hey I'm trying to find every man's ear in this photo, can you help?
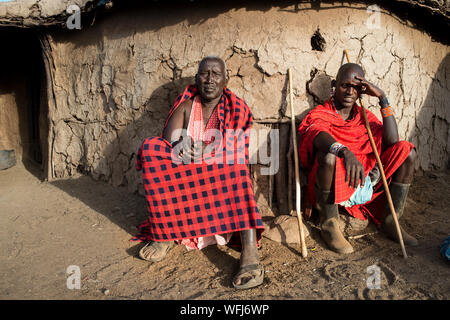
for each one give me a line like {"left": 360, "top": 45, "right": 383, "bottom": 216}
{"left": 225, "top": 69, "right": 230, "bottom": 86}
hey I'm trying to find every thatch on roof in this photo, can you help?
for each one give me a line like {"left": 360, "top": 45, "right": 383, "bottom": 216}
{"left": 0, "top": 0, "right": 448, "bottom": 44}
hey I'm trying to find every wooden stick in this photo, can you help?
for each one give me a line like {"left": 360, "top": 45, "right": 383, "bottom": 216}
{"left": 287, "top": 131, "right": 294, "bottom": 214}
{"left": 254, "top": 118, "right": 292, "bottom": 124}
{"left": 348, "top": 232, "right": 378, "bottom": 240}
{"left": 268, "top": 164, "right": 274, "bottom": 209}
{"left": 343, "top": 50, "right": 407, "bottom": 259}
{"left": 288, "top": 68, "right": 308, "bottom": 258}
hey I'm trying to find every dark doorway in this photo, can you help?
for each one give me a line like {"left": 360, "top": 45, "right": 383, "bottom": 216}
{"left": 0, "top": 28, "right": 47, "bottom": 178}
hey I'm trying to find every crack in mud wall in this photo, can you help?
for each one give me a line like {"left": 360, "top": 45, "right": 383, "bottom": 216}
{"left": 43, "top": 3, "right": 449, "bottom": 197}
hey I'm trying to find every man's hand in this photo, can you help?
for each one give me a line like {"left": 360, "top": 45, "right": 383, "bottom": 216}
{"left": 177, "top": 137, "right": 206, "bottom": 162}
{"left": 354, "top": 76, "right": 385, "bottom": 99}
{"left": 340, "top": 148, "right": 365, "bottom": 189}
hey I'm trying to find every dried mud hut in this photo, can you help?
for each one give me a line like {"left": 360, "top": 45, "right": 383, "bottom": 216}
{"left": 0, "top": 0, "right": 449, "bottom": 218}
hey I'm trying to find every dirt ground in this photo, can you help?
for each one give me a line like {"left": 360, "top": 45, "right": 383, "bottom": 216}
{"left": 1, "top": 162, "right": 449, "bottom": 300}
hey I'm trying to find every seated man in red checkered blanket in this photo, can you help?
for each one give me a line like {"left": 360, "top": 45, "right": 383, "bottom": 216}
{"left": 298, "top": 63, "right": 418, "bottom": 254}
{"left": 132, "top": 57, "right": 265, "bottom": 289}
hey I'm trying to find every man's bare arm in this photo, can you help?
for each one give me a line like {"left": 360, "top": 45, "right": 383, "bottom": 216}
{"left": 378, "top": 94, "right": 399, "bottom": 146}
{"left": 162, "top": 100, "right": 188, "bottom": 145}
{"left": 355, "top": 76, "right": 399, "bottom": 146}
{"left": 314, "top": 132, "right": 365, "bottom": 189}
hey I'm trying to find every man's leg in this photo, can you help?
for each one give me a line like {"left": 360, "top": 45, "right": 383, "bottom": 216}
{"left": 381, "top": 148, "right": 418, "bottom": 246}
{"left": 316, "top": 151, "right": 354, "bottom": 254}
{"left": 232, "top": 229, "right": 264, "bottom": 289}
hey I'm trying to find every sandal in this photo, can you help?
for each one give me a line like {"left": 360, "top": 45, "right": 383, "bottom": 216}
{"left": 138, "top": 241, "right": 174, "bottom": 262}
{"left": 232, "top": 263, "right": 264, "bottom": 290}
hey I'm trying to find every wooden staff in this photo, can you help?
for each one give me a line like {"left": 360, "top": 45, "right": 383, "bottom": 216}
{"left": 343, "top": 50, "right": 407, "bottom": 259}
{"left": 288, "top": 68, "right": 308, "bottom": 258}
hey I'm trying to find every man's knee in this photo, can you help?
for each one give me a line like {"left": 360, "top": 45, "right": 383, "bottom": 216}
{"left": 401, "top": 145, "right": 416, "bottom": 170}
{"left": 392, "top": 144, "right": 416, "bottom": 183}
{"left": 406, "top": 148, "right": 417, "bottom": 167}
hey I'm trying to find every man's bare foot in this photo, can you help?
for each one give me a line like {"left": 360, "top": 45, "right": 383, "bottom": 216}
{"left": 232, "top": 229, "right": 264, "bottom": 289}
{"left": 138, "top": 241, "right": 174, "bottom": 262}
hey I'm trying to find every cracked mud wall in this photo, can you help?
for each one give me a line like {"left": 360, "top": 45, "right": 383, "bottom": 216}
{"left": 43, "top": 2, "right": 450, "bottom": 198}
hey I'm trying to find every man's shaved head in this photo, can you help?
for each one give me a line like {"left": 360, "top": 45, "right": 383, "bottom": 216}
{"left": 336, "top": 63, "right": 364, "bottom": 83}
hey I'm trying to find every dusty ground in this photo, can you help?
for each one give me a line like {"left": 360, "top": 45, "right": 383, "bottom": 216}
{"left": 1, "top": 162, "right": 449, "bottom": 300}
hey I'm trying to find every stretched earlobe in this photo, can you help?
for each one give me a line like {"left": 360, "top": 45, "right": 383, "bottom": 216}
{"left": 223, "top": 74, "right": 229, "bottom": 87}
{"left": 330, "top": 79, "right": 336, "bottom": 97}
{"left": 331, "top": 79, "right": 336, "bottom": 87}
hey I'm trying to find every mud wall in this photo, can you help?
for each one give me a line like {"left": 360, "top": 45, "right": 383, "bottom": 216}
{"left": 44, "top": 2, "right": 450, "bottom": 198}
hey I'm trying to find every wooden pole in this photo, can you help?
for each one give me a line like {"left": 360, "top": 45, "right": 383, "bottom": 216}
{"left": 288, "top": 68, "right": 308, "bottom": 258}
{"left": 343, "top": 50, "right": 407, "bottom": 259}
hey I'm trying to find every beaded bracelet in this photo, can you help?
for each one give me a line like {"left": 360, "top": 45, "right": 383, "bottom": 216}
{"left": 381, "top": 106, "right": 393, "bottom": 118}
{"left": 329, "top": 142, "right": 346, "bottom": 156}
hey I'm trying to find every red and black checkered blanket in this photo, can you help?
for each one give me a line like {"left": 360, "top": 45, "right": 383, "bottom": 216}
{"left": 131, "top": 85, "right": 264, "bottom": 247}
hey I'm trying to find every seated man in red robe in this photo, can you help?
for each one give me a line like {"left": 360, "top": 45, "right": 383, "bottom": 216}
{"left": 132, "top": 56, "right": 265, "bottom": 289}
{"left": 299, "top": 63, "right": 418, "bottom": 254}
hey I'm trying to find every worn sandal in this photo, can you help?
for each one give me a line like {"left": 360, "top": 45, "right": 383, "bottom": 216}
{"left": 138, "top": 241, "right": 174, "bottom": 262}
{"left": 232, "top": 263, "right": 264, "bottom": 290}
